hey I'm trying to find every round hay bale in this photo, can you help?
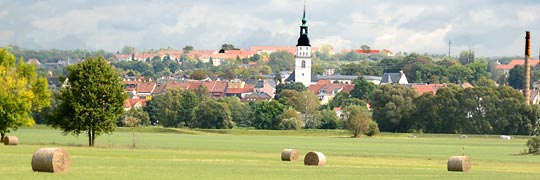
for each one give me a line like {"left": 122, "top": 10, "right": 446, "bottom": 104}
{"left": 447, "top": 156, "right": 471, "bottom": 172}
{"left": 3, "top": 136, "right": 18, "bottom": 145}
{"left": 31, "top": 148, "right": 70, "bottom": 173}
{"left": 281, "top": 149, "right": 299, "bottom": 161}
{"left": 304, "top": 151, "right": 326, "bottom": 166}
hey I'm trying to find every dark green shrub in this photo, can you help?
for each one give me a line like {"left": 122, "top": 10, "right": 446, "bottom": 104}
{"left": 527, "top": 136, "right": 540, "bottom": 154}
{"left": 365, "top": 121, "right": 380, "bottom": 137}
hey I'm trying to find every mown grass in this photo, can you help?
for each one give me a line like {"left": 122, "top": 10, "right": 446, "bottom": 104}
{"left": 0, "top": 126, "right": 538, "bottom": 179}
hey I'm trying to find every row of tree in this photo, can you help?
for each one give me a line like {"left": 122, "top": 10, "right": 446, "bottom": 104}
{"left": 371, "top": 84, "right": 540, "bottom": 135}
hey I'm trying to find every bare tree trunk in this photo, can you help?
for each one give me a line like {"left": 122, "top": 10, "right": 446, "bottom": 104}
{"left": 91, "top": 130, "right": 95, "bottom": 147}
{"left": 0, "top": 132, "right": 4, "bottom": 143}
{"left": 88, "top": 130, "right": 92, "bottom": 146}
{"left": 132, "top": 127, "right": 136, "bottom": 148}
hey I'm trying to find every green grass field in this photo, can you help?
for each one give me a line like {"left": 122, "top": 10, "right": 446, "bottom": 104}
{"left": 1, "top": 126, "right": 539, "bottom": 180}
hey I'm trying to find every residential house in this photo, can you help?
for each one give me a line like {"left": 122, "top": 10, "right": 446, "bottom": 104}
{"left": 240, "top": 92, "right": 272, "bottom": 102}
{"left": 123, "top": 99, "right": 147, "bottom": 111}
{"left": 411, "top": 83, "right": 449, "bottom": 96}
{"left": 308, "top": 80, "right": 348, "bottom": 105}
{"left": 246, "top": 79, "right": 276, "bottom": 98}
{"left": 380, "top": 70, "right": 408, "bottom": 85}
{"left": 495, "top": 59, "right": 540, "bottom": 74}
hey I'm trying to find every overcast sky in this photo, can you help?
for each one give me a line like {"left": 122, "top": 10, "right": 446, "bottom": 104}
{"left": 1, "top": 0, "right": 539, "bottom": 57}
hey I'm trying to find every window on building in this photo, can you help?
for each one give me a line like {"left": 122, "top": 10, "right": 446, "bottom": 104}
{"left": 301, "top": 60, "right": 306, "bottom": 68}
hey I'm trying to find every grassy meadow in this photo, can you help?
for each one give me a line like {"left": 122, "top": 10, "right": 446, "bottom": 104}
{"left": 1, "top": 126, "right": 539, "bottom": 179}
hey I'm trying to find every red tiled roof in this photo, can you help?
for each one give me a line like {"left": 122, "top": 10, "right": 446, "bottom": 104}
{"left": 341, "top": 84, "right": 355, "bottom": 94}
{"left": 137, "top": 82, "right": 156, "bottom": 93}
{"left": 411, "top": 84, "right": 448, "bottom": 95}
{"left": 495, "top": 59, "right": 540, "bottom": 70}
{"left": 226, "top": 88, "right": 254, "bottom": 94}
{"left": 320, "top": 83, "right": 345, "bottom": 94}
{"left": 355, "top": 49, "right": 381, "bottom": 54}
{"left": 124, "top": 99, "right": 147, "bottom": 109}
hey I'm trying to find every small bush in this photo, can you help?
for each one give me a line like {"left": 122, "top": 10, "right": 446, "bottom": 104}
{"left": 365, "top": 121, "right": 380, "bottom": 137}
{"left": 279, "top": 118, "right": 300, "bottom": 130}
{"left": 527, "top": 136, "right": 540, "bottom": 154}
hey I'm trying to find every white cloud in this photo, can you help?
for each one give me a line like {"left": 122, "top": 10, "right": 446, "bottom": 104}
{"left": 160, "top": 5, "right": 208, "bottom": 34}
{"left": 0, "top": 10, "right": 7, "bottom": 19}
{"left": 312, "top": 35, "right": 353, "bottom": 51}
{"left": 2, "top": 0, "right": 540, "bottom": 56}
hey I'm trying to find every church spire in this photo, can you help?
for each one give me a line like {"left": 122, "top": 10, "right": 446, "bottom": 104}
{"left": 302, "top": 0, "right": 306, "bottom": 26}
{"left": 297, "top": 0, "right": 310, "bottom": 46}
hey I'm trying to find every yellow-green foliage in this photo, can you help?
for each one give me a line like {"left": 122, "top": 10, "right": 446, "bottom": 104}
{"left": 0, "top": 48, "right": 50, "bottom": 135}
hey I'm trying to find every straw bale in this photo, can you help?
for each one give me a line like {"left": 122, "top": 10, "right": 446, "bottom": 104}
{"left": 304, "top": 151, "right": 326, "bottom": 166}
{"left": 447, "top": 156, "right": 471, "bottom": 172}
{"left": 31, "top": 148, "right": 70, "bottom": 173}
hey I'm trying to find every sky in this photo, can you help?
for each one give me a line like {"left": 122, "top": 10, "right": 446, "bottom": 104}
{"left": 1, "top": 0, "right": 539, "bottom": 57}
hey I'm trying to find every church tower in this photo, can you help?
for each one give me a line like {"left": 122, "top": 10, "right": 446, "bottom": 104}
{"left": 294, "top": 3, "right": 311, "bottom": 87}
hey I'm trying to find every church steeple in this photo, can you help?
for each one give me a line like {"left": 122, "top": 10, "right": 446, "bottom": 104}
{"left": 297, "top": 1, "right": 310, "bottom": 47}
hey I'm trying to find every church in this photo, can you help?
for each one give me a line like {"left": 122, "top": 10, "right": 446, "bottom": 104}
{"left": 285, "top": 4, "right": 314, "bottom": 87}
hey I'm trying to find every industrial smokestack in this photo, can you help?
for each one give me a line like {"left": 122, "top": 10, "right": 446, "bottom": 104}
{"left": 524, "top": 31, "right": 531, "bottom": 104}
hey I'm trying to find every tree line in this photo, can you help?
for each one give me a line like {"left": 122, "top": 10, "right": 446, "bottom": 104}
{"left": 371, "top": 84, "right": 540, "bottom": 135}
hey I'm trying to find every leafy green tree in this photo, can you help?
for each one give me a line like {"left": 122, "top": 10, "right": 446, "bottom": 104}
{"left": 370, "top": 84, "right": 416, "bottom": 132}
{"left": 409, "top": 93, "right": 437, "bottom": 133}
{"left": 508, "top": 65, "right": 524, "bottom": 89}
{"left": 120, "top": 108, "right": 150, "bottom": 126}
{"left": 251, "top": 101, "right": 285, "bottom": 130}
{"left": 350, "top": 76, "right": 377, "bottom": 101}
{"left": 121, "top": 45, "right": 136, "bottom": 55}
{"left": 458, "top": 50, "right": 475, "bottom": 65}
{"left": 0, "top": 49, "right": 51, "bottom": 141}
{"left": 219, "top": 97, "right": 251, "bottom": 127}
{"left": 328, "top": 91, "right": 366, "bottom": 110}
{"left": 182, "top": 45, "right": 194, "bottom": 54}
{"left": 360, "top": 45, "right": 371, "bottom": 52}
{"left": 47, "top": 56, "right": 126, "bottom": 146}
{"left": 122, "top": 115, "right": 141, "bottom": 148}
{"left": 268, "top": 51, "right": 294, "bottom": 72}
{"left": 344, "top": 105, "right": 372, "bottom": 138}
{"left": 179, "top": 90, "right": 199, "bottom": 126}
{"left": 365, "top": 121, "right": 380, "bottom": 136}
{"left": 276, "top": 89, "right": 299, "bottom": 107}
{"left": 279, "top": 107, "right": 301, "bottom": 130}
{"left": 191, "top": 100, "right": 234, "bottom": 129}
{"left": 473, "top": 76, "right": 497, "bottom": 87}
{"left": 275, "top": 82, "right": 307, "bottom": 100}
{"left": 190, "top": 69, "right": 208, "bottom": 80}
{"left": 319, "top": 109, "right": 340, "bottom": 129}
{"left": 221, "top": 44, "right": 240, "bottom": 51}
{"left": 293, "top": 91, "right": 321, "bottom": 129}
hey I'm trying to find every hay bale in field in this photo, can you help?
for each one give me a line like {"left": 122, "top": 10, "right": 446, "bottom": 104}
{"left": 447, "top": 156, "right": 471, "bottom": 172}
{"left": 281, "top": 149, "right": 299, "bottom": 161}
{"left": 3, "top": 136, "right": 18, "bottom": 145}
{"left": 460, "top": 135, "right": 468, "bottom": 139}
{"left": 31, "top": 148, "right": 70, "bottom": 173}
{"left": 304, "top": 151, "right": 326, "bottom": 166}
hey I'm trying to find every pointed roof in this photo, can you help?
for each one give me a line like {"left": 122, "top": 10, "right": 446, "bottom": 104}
{"left": 296, "top": 2, "right": 310, "bottom": 47}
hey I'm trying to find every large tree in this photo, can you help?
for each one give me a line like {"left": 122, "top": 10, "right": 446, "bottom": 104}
{"left": 293, "top": 91, "right": 321, "bottom": 128}
{"left": 47, "top": 56, "right": 126, "bottom": 146}
{"left": 251, "top": 101, "right": 285, "bottom": 130}
{"left": 191, "top": 100, "right": 234, "bottom": 129}
{"left": 370, "top": 84, "right": 416, "bottom": 132}
{"left": 508, "top": 65, "right": 525, "bottom": 89}
{"left": 268, "top": 51, "right": 294, "bottom": 72}
{"left": 350, "top": 76, "right": 377, "bottom": 101}
{"left": 344, "top": 105, "right": 372, "bottom": 138}
{"left": 0, "top": 49, "right": 50, "bottom": 141}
